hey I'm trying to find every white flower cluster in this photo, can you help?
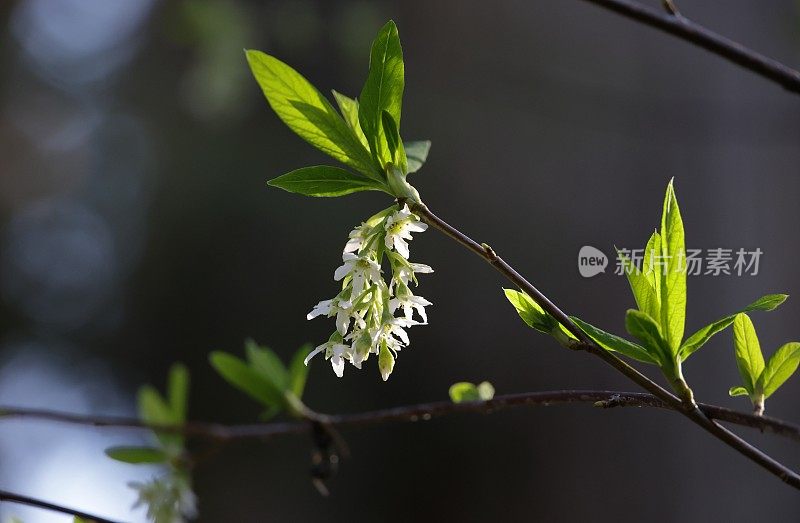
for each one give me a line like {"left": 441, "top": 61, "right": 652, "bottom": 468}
{"left": 129, "top": 474, "right": 198, "bottom": 523}
{"left": 305, "top": 205, "right": 433, "bottom": 380}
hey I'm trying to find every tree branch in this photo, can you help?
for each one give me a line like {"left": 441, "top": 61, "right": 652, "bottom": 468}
{"left": 0, "top": 489, "right": 120, "bottom": 523}
{"left": 1, "top": 391, "right": 798, "bottom": 441}
{"left": 0, "top": 389, "right": 796, "bottom": 518}
{"left": 577, "top": 0, "right": 800, "bottom": 94}
{"left": 407, "top": 200, "right": 800, "bottom": 489}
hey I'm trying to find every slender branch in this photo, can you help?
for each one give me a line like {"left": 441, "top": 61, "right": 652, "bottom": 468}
{"left": 577, "top": 0, "right": 800, "bottom": 94}
{"left": 407, "top": 200, "right": 800, "bottom": 489}
{"left": 0, "top": 489, "right": 120, "bottom": 523}
{"left": 1, "top": 391, "right": 798, "bottom": 441}
{"left": 0, "top": 390, "right": 796, "bottom": 517}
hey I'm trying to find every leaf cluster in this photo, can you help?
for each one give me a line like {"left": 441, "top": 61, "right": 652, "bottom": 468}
{"left": 247, "top": 21, "right": 430, "bottom": 200}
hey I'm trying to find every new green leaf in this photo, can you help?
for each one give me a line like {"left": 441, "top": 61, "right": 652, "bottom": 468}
{"left": 449, "top": 382, "right": 479, "bottom": 403}
{"left": 381, "top": 110, "right": 400, "bottom": 162}
{"left": 209, "top": 351, "right": 284, "bottom": 408}
{"left": 679, "top": 294, "right": 788, "bottom": 361}
{"left": 105, "top": 446, "right": 168, "bottom": 464}
{"left": 246, "top": 50, "right": 377, "bottom": 178}
{"left": 503, "top": 288, "right": 558, "bottom": 334}
{"left": 732, "top": 313, "right": 764, "bottom": 394}
{"left": 268, "top": 165, "right": 386, "bottom": 197}
{"left": 625, "top": 309, "right": 670, "bottom": 363}
{"left": 167, "top": 363, "right": 189, "bottom": 422}
{"left": 288, "top": 344, "right": 312, "bottom": 398}
{"left": 658, "top": 179, "right": 686, "bottom": 355}
{"left": 245, "top": 340, "right": 288, "bottom": 390}
{"left": 758, "top": 342, "right": 800, "bottom": 398}
{"left": 404, "top": 140, "right": 431, "bottom": 173}
{"left": 359, "top": 20, "right": 404, "bottom": 168}
{"left": 571, "top": 316, "right": 658, "bottom": 364}
{"left": 332, "top": 90, "right": 368, "bottom": 148}
{"left": 449, "top": 381, "right": 495, "bottom": 403}
{"left": 138, "top": 385, "right": 182, "bottom": 450}
{"left": 729, "top": 386, "right": 749, "bottom": 397}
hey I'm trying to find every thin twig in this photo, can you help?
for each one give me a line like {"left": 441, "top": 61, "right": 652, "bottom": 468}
{"left": 0, "top": 489, "right": 120, "bottom": 523}
{"left": 407, "top": 201, "right": 800, "bottom": 489}
{"left": 1, "top": 391, "right": 798, "bottom": 441}
{"left": 661, "top": 0, "right": 681, "bottom": 17}
{"left": 0, "top": 390, "right": 796, "bottom": 518}
{"left": 577, "top": 0, "right": 800, "bottom": 94}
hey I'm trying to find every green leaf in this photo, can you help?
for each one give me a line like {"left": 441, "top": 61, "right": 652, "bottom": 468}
{"left": 245, "top": 50, "right": 377, "bottom": 178}
{"left": 642, "top": 231, "right": 662, "bottom": 309}
{"left": 732, "top": 313, "right": 764, "bottom": 395}
{"left": 138, "top": 385, "right": 182, "bottom": 449}
{"left": 618, "top": 247, "right": 659, "bottom": 323}
{"left": 209, "top": 351, "right": 285, "bottom": 408}
{"left": 359, "top": 20, "right": 404, "bottom": 168}
{"left": 625, "top": 309, "right": 670, "bottom": 363}
{"left": 404, "top": 140, "right": 430, "bottom": 173}
{"left": 679, "top": 294, "right": 788, "bottom": 361}
{"left": 167, "top": 363, "right": 189, "bottom": 423}
{"left": 476, "top": 381, "right": 495, "bottom": 400}
{"left": 503, "top": 288, "right": 558, "bottom": 334}
{"left": 381, "top": 110, "right": 400, "bottom": 161}
{"left": 449, "top": 382, "right": 480, "bottom": 403}
{"left": 288, "top": 343, "right": 312, "bottom": 398}
{"left": 658, "top": 179, "right": 686, "bottom": 355}
{"left": 245, "top": 340, "right": 289, "bottom": 390}
{"left": 105, "top": 446, "right": 168, "bottom": 464}
{"left": 332, "top": 90, "right": 369, "bottom": 148}
{"left": 728, "top": 386, "right": 749, "bottom": 397}
{"left": 571, "top": 316, "right": 658, "bottom": 364}
{"left": 268, "top": 165, "right": 385, "bottom": 197}
{"left": 758, "top": 342, "right": 800, "bottom": 398}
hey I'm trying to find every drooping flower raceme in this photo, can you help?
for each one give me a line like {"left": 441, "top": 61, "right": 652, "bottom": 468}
{"left": 129, "top": 474, "right": 198, "bottom": 523}
{"left": 305, "top": 204, "right": 432, "bottom": 380}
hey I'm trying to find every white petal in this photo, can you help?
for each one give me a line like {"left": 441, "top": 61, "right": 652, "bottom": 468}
{"left": 306, "top": 300, "right": 332, "bottom": 320}
{"left": 411, "top": 296, "right": 432, "bottom": 306}
{"left": 343, "top": 238, "right": 362, "bottom": 253}
{"left": 406, "top": 220, "right": 427, "bottom": 233}
{"left": 395, "top": 238, "right": 410, "bottom": 258}
{"left": 331, "top": 355, "right": 345, "bottom": 377}
{"left": 335, "top": 311, "right": 350, "bottom": 335}
{"left": 414, "top": 303, "right": 429, "bottom": 323}
{"left": 334, "top": 263, "right": 351, "bottom": 281}
{"left": 411, "top": 263, "right": 433, "bottom": 274}
{"left": 351, "top": 272, "right": 365, "bottom": 296}
{"left": 392, "top": 325, "right": 410, "bottom": 344}
{"left": 304, "top": 344, "right": 327, "bottom": 366}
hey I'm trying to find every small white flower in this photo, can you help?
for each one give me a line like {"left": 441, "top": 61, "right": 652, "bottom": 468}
{"left": 307, "top": 298, "right": 354, "bottom": 335}
{"left": 384, "top": 205, "right": 427, "bottom": 259}
{"left": 382, "top": 318, "right": 411, "bottom": 347}
{"left": 348, "top": 327, "right": 379, "bottom": 368}
{"left": 129, "top": 475, "right": 197, "bottom": 523}
{"left": 395, "top": 262, "right": 434, "bottom": 285}
{"left": 304, "top": 340, "right": 353, "bottom": 378}
{"left": 344, "top": 222, "right": 372, "bottom": 253}
{"left": 334, "top": 252, "right": 382, "bottom": 296}
{"left": 390, "top": 293, "right": 432, "bottom": 324}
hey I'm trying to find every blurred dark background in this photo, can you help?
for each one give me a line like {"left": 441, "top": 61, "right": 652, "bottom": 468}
{"left": 1, "top": 0, "right": 799, "bottom": 521}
